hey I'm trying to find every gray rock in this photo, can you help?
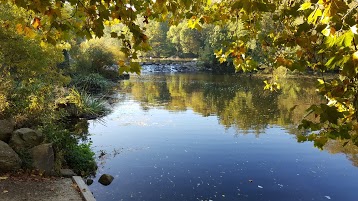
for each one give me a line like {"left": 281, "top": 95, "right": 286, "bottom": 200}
{"left": 30, "top": 143, "right": 54, "bottom": 174}
{"left": 9, "top": 128, "right": 44, "bottom": 151}
{"left": 0, "top": 140, "right": 21, "bottom": 172}
{"left": 98, "top": 174, "right": 114, "bottom": 186}
{"left": 60, "top": 169, "right": 77, "bottom": 177}
{"left": 0, "top": 119, "right": 15, "bottom": 143}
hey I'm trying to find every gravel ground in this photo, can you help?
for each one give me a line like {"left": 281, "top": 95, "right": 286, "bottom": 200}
{"left": 0, "top": 173, "right": 83, "bottom": 201}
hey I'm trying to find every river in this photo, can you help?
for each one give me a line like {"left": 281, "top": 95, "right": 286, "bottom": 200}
{"left": 88, "top": 72, "right": 358, "bottom": 201}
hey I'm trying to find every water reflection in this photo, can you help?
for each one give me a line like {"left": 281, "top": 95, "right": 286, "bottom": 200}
{"left": 119, "top": 73, "right": 358, "bottom": 166}
{"left": 89, "top": 73, "right": 358, "bottom": 201}
{"left": 121, "top": 74, "right": 318, "bottom": 132}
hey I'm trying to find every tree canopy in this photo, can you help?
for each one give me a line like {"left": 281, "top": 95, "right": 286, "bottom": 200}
{"left": 1, "top": 0, "right": 358, "bottom": 147}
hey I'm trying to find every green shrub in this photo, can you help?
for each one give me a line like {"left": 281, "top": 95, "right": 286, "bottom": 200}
{"left": 71, "top": 39, "right": 125, "bottom": 80}
{"left": 40, "top": 122, "right": 96, "bottom": 176}
{"left": 65, "top": 143, "right": 97, "bottom": 176}
{"left": 71, "top": 73, "right": 112, "bottom": 93}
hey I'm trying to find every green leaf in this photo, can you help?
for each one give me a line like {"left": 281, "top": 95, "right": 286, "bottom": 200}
{"left": 299, "top": 119, "right": 321, "bottom": 131}
{"left": 325, "top": 36, "right": 336, "bottom": 47}
{"left": 129, "top": 62, "right": 141, "bottom": 75}
{"left": 335, "top": 30, "right": 354, "bottom": 47}
{"left": 119, "top": 65, "right": 130, "bottom": 74}
{"left": 325, "top": 56, "right": 336, "bottom": 68}
{"left": 319, "top": 104, "right": 343, "bottom": 124}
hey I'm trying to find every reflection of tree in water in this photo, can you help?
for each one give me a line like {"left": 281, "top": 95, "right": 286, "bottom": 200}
{"left": 120, "top": 73, "right": 357, "bottom": 165}
{"left": 324, "top": 140, "right": 358, "bottom": 167}
{"left": 122, "top": 74, "right": 321, "bottom": 131}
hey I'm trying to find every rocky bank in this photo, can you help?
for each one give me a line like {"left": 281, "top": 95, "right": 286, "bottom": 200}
{"left": 0, "top": 119, "right": 55, "bottom": 174}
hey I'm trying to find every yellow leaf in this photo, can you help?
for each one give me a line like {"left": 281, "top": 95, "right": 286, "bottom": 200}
{"left": 31, "top": 17, "right": 41, "bottom": 29}
{"left": 40, "top": 41, "right": 47, "bottom": 48}
{"left": 320, "top": 16, "right": 330, "bottom": 24}
{"left": 16, "top": 24, "right": 23, "bottom": 34}
{"left": 214, "top": 49, "right": 223, "bottom": 58}
{"left": 24, "top": 26, "right": 36, "bottom": 38}
{"left": 219, "top": 57, "right": 226, "bottom": 63}
{"left": 298, "top": 2, "right": 312, "bottom": 11}
{"left": 308, "top": 9, "right": 322, "bottom": 24}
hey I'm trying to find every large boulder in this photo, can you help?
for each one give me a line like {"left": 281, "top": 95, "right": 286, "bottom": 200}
{"left": 0, "top": 140, "right": 21, "bottom": 172}
{"left": 30, "top": 143, "right": 54, "bottom": 174}
{"left": 98, "top": 174, "right": 114, "bottom": 186}
{"left": 0, "top": 119, "right": 15, "bottom": 143}
{"left": 9, "top": 128, "right": 44, "bottom": 152}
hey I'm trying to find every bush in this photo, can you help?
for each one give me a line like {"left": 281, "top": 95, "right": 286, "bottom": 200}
{"left": 75, "top": 46, "right": 115, "bottom": 75}
{"left": 71, "top": 73, "right": 112, "bottom": 93}
{"left": 65, "top": 143, "right": 97, "bottom": 176}
{"left": 40, "top": 122, "right": 96, "bottom": 176}
{"left": 71, "top": 38, "right": 126, "bottom": 80}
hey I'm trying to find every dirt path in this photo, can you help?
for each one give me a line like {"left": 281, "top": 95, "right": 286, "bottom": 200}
{"left": 0, "top": 174, "right": 83, "bottom": 201}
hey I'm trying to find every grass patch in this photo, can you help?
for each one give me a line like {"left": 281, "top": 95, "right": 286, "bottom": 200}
{"left": 56, "top": 89, "right": 109, "bottom": 119}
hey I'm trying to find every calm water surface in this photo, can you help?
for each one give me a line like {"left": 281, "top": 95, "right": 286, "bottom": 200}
{"left": 88, "top": 73, "right": 358, "bottom": 201}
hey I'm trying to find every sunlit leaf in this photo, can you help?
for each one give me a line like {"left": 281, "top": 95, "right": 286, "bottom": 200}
{"left": 298, "top": 2, "right": 312, "bottom": 11}
{"left": 308, "top": 9, "right": 322, "bottom": 24}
